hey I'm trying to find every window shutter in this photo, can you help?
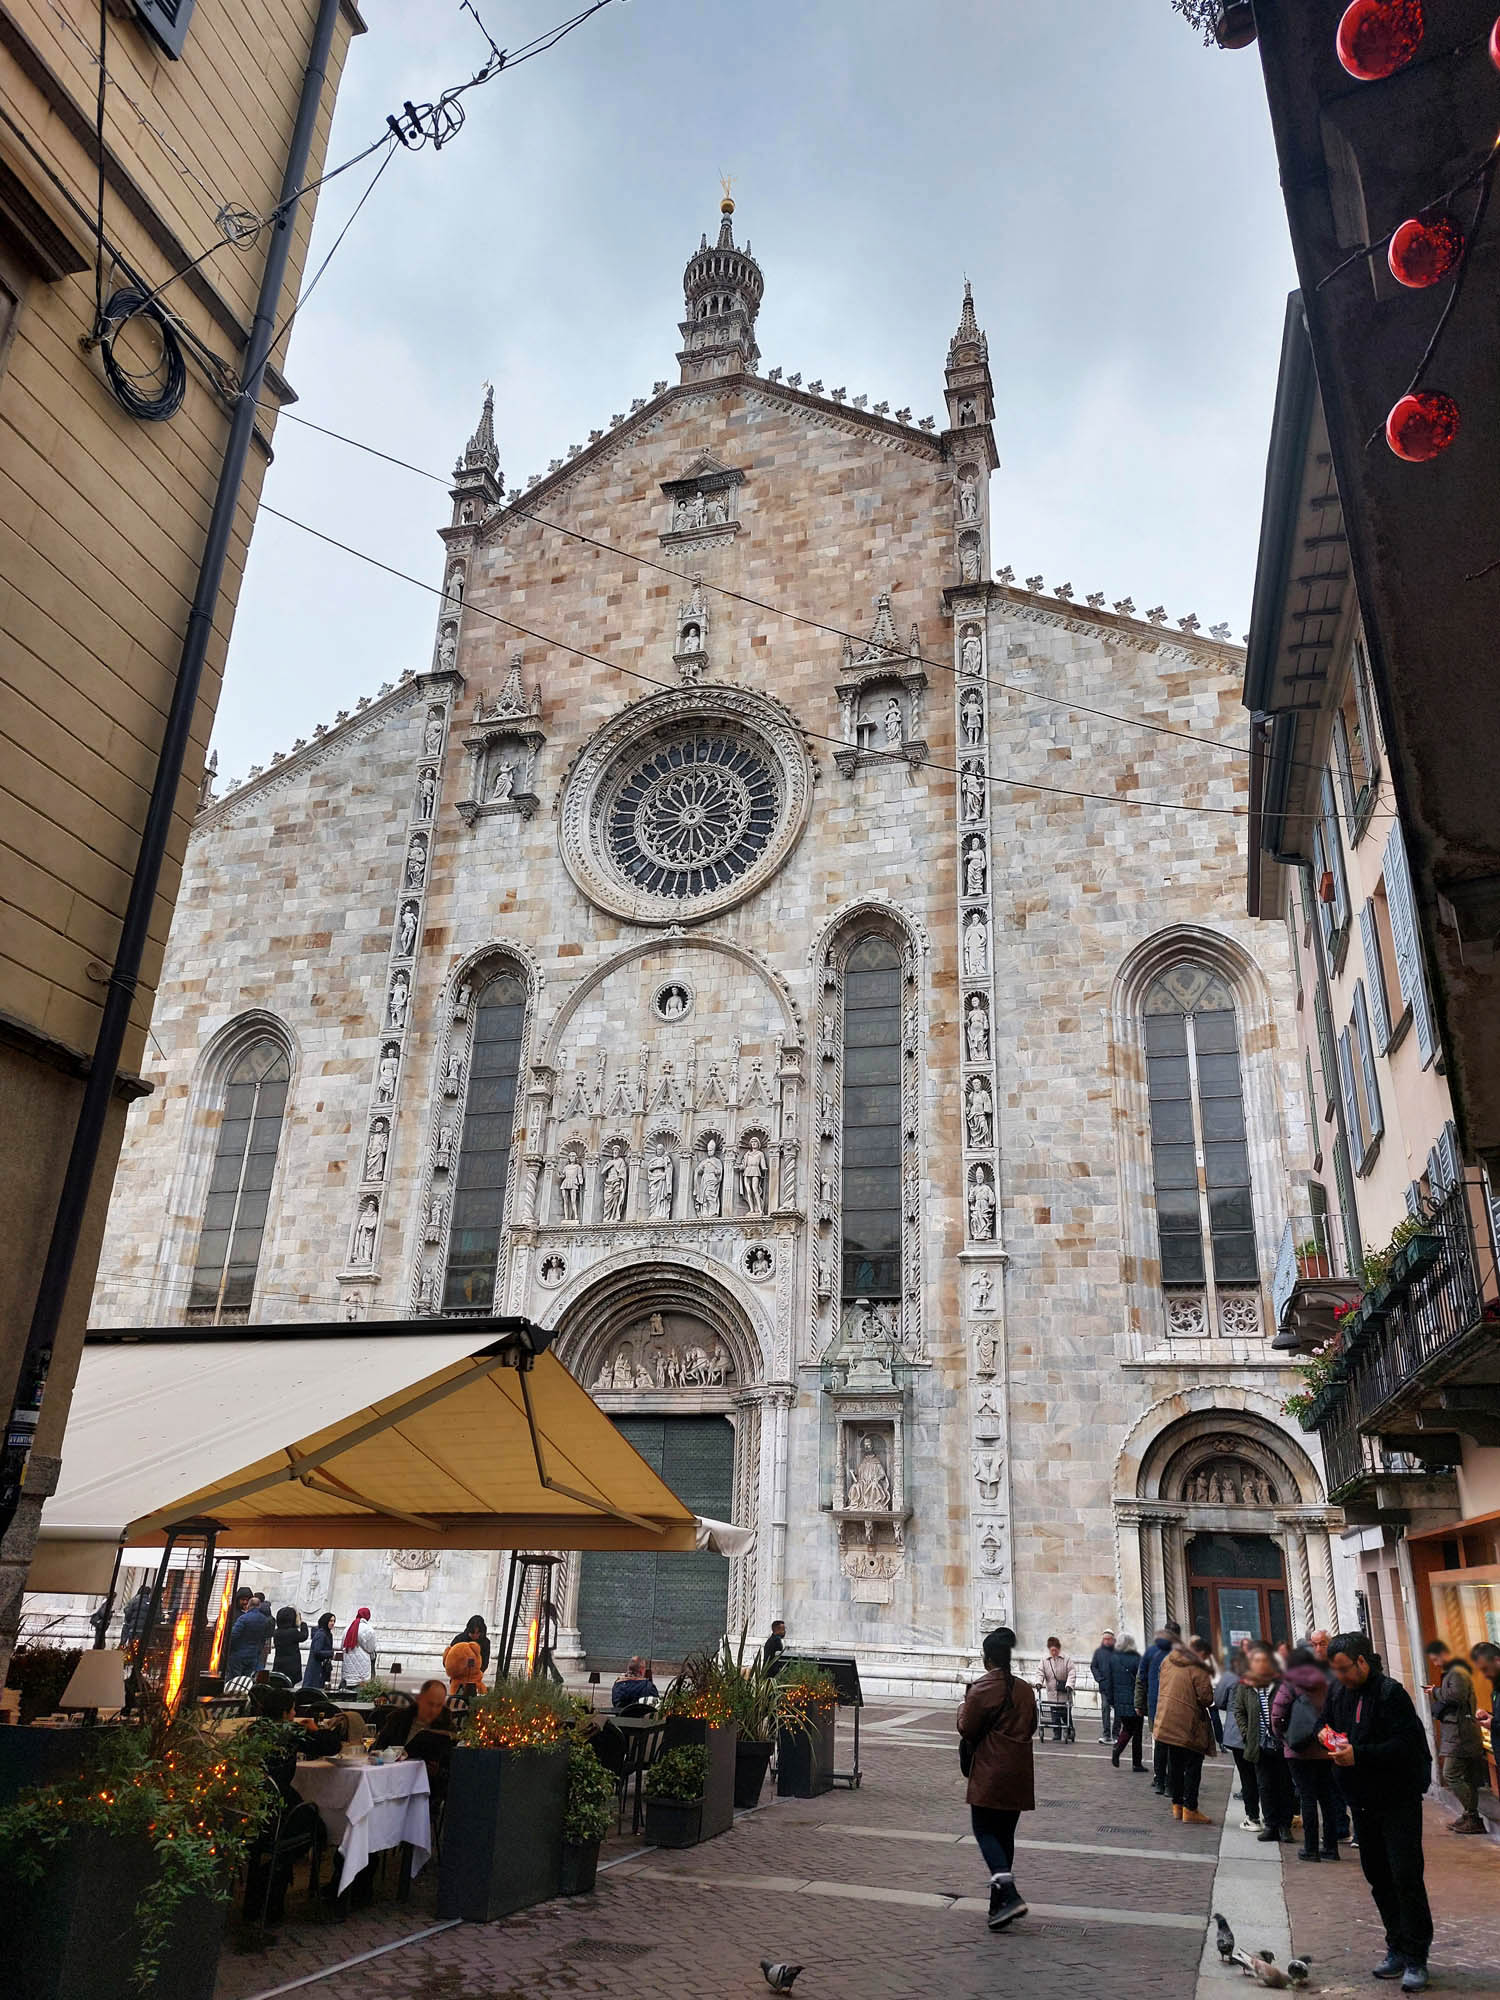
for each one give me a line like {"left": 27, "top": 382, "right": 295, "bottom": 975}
{"left": 1332, "top": 1132, "right": 1360, "bottom": 1273}
{"left": 1358, "top": 901, "right": 1391, "bottom": 1052}
{"left": 132, "top": 0, "right": 196, "bottom": 59}
{"left": 1321, "top": 770, "right": 1349, "bottom": 932}
{"left": 1338, "top": 1026, "right": 1364, "bottom": 1160}
{"left": 1382, "top": 821, "right": 1436, "bottom": 1065}
{"left": 1286, "top": 895, "right": 1303, "bottom": 1004}
{"left": 1405, "top": 1180, "right": 1424, "bottom": 1219}
{"left": 1428, "top": 1143, "right": 1446, "bottom": 1197}
{"left": 1313, "top": 984, "right": 1337, "bottom": 1114}
{"left": 1333, "top": 711, "right": 1358, "bottom": 825}
{"left": 1437, "top": 1119, "right": 1462, "bottom": 1194}
{"left": 1353, "top": 982, "right": 1383, "bottom": 1145}
{"left": 1304, "top": 1052, "right": 1323, "bottom": 1169}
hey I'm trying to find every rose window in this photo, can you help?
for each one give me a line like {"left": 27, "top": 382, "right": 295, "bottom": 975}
{"left": 608, "top": 735, "right": 776, "bottom": 897}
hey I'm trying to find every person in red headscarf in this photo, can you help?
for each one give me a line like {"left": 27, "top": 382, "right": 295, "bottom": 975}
{"left": 342, "top": 1607, "right": 377, "bottom": 1687}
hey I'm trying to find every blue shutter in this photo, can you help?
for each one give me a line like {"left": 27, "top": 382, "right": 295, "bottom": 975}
{"left": 1359, "top": 901, "right": 1391, "bottom": 1052}
{"left": 1382, "top": 821, "right": 1436, "bottom": 1066}
{"left": 1353, "top": 982, "right": 1383, "bottom": 1146}
{"left": 1313, "top": 985, "right": 1337, "bottom": 1114}
{"left": 1405, "top": 1180, "right": 1424, "bottom": 1219}
{"left": 1332, "top": 1132, "right": 1360, "bottom": 1273}
{"left": 1437, "top": 1120, "right": 1462, "bottom": 1194}
{"left": 133, "top": 0, "right": 196, "bottom": 59}
{"left": 1321, "top": 771, "right": 1349, "bottom": 932}
{"left": 1338, "top": 1026, "right": 1364, "bottom": 1163}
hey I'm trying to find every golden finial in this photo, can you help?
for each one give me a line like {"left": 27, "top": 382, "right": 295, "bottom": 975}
{"left": 719, "top": 171, "right": 735, "bottom": 215}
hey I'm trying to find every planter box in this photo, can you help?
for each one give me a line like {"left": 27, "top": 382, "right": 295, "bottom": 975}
{"left": 660, "top": 1717, "right": 737, "bottom": 1839}
{"left": 2, "top": 1824, "right": 227, "bottom": 2000}
{"left": 558, "top": 1839, "right": 600, "bottom": 1896}
{"left": 643, "top": 1796, "right": 704, "bottom": 1847}
{"left": 734, "top": 1738, "right": 773, "bottom": 1809}
{"left": 437, "top": 1744, "right": 567, "bottom": 1922}
{"left": 776, "top": 1710, "right": 836, "bottom": 1797}
{"left": 1394, "top": 1234, "right": 1441, "bottom": 1283}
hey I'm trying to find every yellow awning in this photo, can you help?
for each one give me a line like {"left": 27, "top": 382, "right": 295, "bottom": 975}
{"left": 38, "top": 1323, "right": 698, "bottom": 1583}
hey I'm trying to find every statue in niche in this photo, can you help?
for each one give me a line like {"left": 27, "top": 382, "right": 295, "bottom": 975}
{"left": 444, "top": 1052, "right": 464, "bottom": 1097}
{"left": 417, "top": 769, "right": 436, "bottom": 819}
{"left": 974, "top": 1325, "right": 999, "bottom": 1375}
{"left": 968, "top": 1166, "right": 997, "bottom": 1240}
{"left": 557, "top": 1156, "right": 585, "bottom": 1222}
{"left": 963, "top": 837, "right": 987, "bottom": 898}
{"left": 445, "top": 568, "right": 463, "bottom": 607}
{"left": 745, "top": 1244, "right": 772, "bottom": 1279}
{"left": 405, "top": 836, "right": 427, "bottom": 889}
{"left": 601, "top": 1145, "right": 629, "bottom": 1222}
{"left": 962, "top": 763, "right": 986, "bottom": 822}
{"left": 421, "top": 1257, "right": 442, "bottom": 1310}
{"left": 659, "top": 984, "right": 689, "bottom": 1020}
{"left": 646, "top": 1144, "right": 674, "bottom": 1219}
{"left": 961, "top": 629, "right": 983, "bottom": 678}
{"left": 973, "top": 1451, "right": 1004, "bottom": 1501}
{"left": 376, "top": 1046, "right": 399, "bottom": 1102}
{"left": 820, "top": 1170, "right": 836, "bottom": 1208}
{"left": 882, "top": 695, "right": 903, "bottom": 747}
{"left": 386, "top": 972, "right": 410, "bottom": 1031}
{"left": 437, "top": 628, "right": 457, "bottom": 673}
{"left": 963, "top": 911, "right": 989, "bottom": 977}
{"left": 965, "top": 1076, "right": 994, "bottom": 1149}
{"left": 435, "top": 1120, "right": 455, "bottom": 1170}
{"left": 352, "top": 1197, "right": 378, "bottom": 1266}
{"left": 959, "top": 474, "right": 980, "bottom": 521}
{"left": 425, "top": 1190, "right": 446, "bottom": 1242}
{"left": 847, "top": 1433, "right": 892, "bottom": 1511}
{"left": 694, "top": 1139, "right": 724, "bottom": 1218}
{"left": 489, "top": 760, "right": 516, "bottom": 802}
{"left": 423, "top": 709, "right": 445, "bottom": 758}
{"left": 961, "top": 690, "right": 984, "bottom": 747}
{"left": 738, "top": 1136, "right": 768, "bottom": 1215}
{"left": 704, "top": 491, "right": 728, "bottom": 526}
{"left": 398, "top": 903, "right": 419, "bottom": 958}
{"left": 965, "top": 995, "right": 990, "bottom": 1063}
{"left": 960, "top": 541, "right": 980, "bottom": 584}
{"left": 970, "top": 1268, "right": 996, "bottom": 1314}
{"left": 363, "top": 1122, "right": 389, "bottom": 1182}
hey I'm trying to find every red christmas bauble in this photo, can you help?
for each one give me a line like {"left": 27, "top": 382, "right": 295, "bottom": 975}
{"left": 1491, "top": 13, "right": 1500, "bottom": 69}
{"left": 1385, "top": 391, "right": 1460, "bottom": 461}
{"left": 1336, "top": 0, "right": 1424, "bottom": 79}
{"left": 1388, "top": 213, "right": 1464, "bottom": 287}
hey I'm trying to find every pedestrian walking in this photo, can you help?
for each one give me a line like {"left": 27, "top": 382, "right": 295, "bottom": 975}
{"left": 1233, "top": 1642, "right": 1295, "bottom": 1843}
{"left": 1325, "top": 1632, "right": 1434, "bottom": 1993}
{"left": 1272, "top": 1645, "right": 1342, "bottom": 1860}
{"left": 1215, "top": 1649, "right": 1260, "bottom": 1829}
{"left": 302, "top": 1610, "right": 335, "bottom": 1689}
{"left": 958, "top": 1626, "right": 1038, "bottom": 1932}
{"left": 1090, "top": 1628, "right": 1117, "bottom": 1743}
{"left": 1153, "top": 1634, "right": 1216, "bottom": 1823}
{"left": 1037, "top": 1636, "right": 1075, "bottom": 1741}
{"left": 224, "top": 1594, "right": 275, "bottom": 1680}
{"left": 1424, "top": 1639, "right": 1488, "bottom": 1834}
{"left": 1105, "top": 1635, "right": 1146, "bottom": 1771}
{"left": 1140, "top": 1622, "right": 1180, "bottom": 1794}
{"left": 341, "top": 1606, "right": 376, "bottom": 1687}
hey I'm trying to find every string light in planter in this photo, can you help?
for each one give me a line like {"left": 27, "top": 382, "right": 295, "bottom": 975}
{"left": 1385, "top": 389, "right": 1461, "bottom": 460}
{"left": 1336, "top": 0, "right": 1424, "bottom": 79}
{"left": 1388, "top": 212, "right": 1465, "bottom": 286}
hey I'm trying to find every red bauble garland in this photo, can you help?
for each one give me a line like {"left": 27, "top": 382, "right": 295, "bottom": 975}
{"left": 1336, "top": 0, "right": 1424, "bottom": 79}
{"left": 1385, "top": 391, "right": 1461, "bottom": 461}
{"left": 1387, "top": 213, "right": 1465, "bottom": 286}
{"left": 1490, "top": 14, "right": 1500, "bottom": 70}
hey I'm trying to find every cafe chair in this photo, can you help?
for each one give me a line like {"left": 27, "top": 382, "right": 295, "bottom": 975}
{"left": 241, "top": 1754, "right": 325, "bottom": 1935}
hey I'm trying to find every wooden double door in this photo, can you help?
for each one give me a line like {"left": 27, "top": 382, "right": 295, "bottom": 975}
{"left": 1187, "top": 1531, "right": 1290, "bottom": 1658}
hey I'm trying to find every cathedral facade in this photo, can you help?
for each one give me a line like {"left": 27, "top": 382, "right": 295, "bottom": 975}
{"left": 87, "top": 205, "right": 1346, "bottom": 1690}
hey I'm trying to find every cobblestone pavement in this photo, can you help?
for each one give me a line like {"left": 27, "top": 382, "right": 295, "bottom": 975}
{"left": 216, "top": 1707, "right": 1233, "bottom": 2000}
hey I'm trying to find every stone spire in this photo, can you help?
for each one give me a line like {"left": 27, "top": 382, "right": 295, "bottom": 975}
{"left": 457, "top": 382, "right": 500, "bottom": 479}
{"left": 948, "top": 280, "right": 986, "bottom": 362}
{"left": 678, "top": 192, "right": 764, "bottom": 385}
{"left": 450, "top": 380, "right": 503, "bottom": 514}
{"left": 944, "top": 282, "right": 995, "bottom": 436}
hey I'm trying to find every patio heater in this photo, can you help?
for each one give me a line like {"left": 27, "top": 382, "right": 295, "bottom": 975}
{"left": 498, "top": 1552, "right": 561, "bottom": 1679}
{"left": 127, "top": 1518, "right": 220, "bottom": 1718}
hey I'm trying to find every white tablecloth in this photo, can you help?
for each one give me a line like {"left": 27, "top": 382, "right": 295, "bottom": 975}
{"left": 294, "top": 1758, "right": 432, "bottom": 1882}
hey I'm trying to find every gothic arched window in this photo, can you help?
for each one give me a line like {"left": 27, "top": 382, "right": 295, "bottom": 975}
{"left": 840, "top": 936, "right": 903, "bottom": 1300}
{"left": 1144, "top": 962, "right": 1257, "bottom": 1287}
{"left": 443, "top": 968, "right": 527, "bottom": 1311}
{"left": 187, "top": 1038, "right": 289, "bottom": 1324}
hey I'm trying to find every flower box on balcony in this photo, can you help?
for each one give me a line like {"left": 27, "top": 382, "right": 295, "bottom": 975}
{"left": 1392, "top": 1233, "right": 1441, "bottom": 1285}
{"left": 1300, "top": 1383, "right": 1343, "bottom": 1431}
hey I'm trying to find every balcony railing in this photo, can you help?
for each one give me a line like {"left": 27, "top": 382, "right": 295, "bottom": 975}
{"left": 1272, "top": 1208, "right": 1359, "bottom": 1348}
{"left": 1319, "top": 1389, "right": 1431, "bottom": 1502}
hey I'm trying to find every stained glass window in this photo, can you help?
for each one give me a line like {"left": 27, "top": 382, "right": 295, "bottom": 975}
{"left": 1144, "top": 962, "right": 1257, "bottom": 1286}
{"left": 443, "top": 969, "right": 527, "bottom": 1311}
{"left": 841, "top": 936, "right": 903, "bottom": 1299}
{"left": 188, "top": 1038, "right": 289, "bottom": 1324}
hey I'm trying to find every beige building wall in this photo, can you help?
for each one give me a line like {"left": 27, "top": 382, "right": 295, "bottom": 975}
{"left": 0, "top": 0, "right": 364, "bottom": 1650}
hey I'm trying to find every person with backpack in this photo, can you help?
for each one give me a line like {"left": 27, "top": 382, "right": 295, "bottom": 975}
{"left": 958, "top": 1626, "right": 1038, "bottom": 1931}
{"left": 1272, "top": 1645, "right": 1341, "bottom": 1860}
{"left": 1423, "top": 1639, "right": 1487, "bottom": 1834}
{"left": 1325, "top": 1632, "right": 1434, "bottom": 1994}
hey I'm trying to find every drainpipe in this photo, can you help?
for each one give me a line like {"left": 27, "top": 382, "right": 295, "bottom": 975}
{"left": 0, "top": 0, "right": 346, "bottom": 1578}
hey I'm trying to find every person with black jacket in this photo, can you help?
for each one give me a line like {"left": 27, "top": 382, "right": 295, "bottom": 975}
{"left": 1325, "top": 1632, "right": 1434, "bottom": 1994}
{"left": 1090, "top": 1630, "right": 1117, "bottom": 1744}
{"left": 1104, "top": 1636, "right": 1146, "bottom": 1771}
{"left": 272, "top": 1606, "right": 308, "bottom": 1682}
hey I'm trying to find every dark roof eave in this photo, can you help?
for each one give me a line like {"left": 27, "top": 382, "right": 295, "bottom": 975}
{"left": 1243, "top": 293, "right": 1320, "bottom": 716}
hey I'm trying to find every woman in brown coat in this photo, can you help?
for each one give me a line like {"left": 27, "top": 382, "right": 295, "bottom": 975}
{"left": 1153, "top": 1636, "right": 1217, "bottom": 1823}
{"left": 957, "top": 1626, "right": 1038, "bottom": 1930}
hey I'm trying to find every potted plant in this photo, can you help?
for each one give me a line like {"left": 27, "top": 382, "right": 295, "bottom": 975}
{"left": 717, "top": 1632, "right": 779, "bottom": 1809}
{"left": 642, "top": 1745, "right": 709, "bottom": 1848}
{"left": 659, "top": 1651, "right": 738, "bottom": 1839}
{"left": 437, "top": 1676, "right": 573, "bottom": 1922}
{"left": 1294, "top": 1237, "right": 1332, "bottom": 1281}
{"left": 0, "top": 1712, "right": 289, "bottom": 1999}
{"left": 775, "top": 1661, "right": 838, "bottom": 1798}
{"left": 559, "top": 1739, "right": 613, "bottom": 1895}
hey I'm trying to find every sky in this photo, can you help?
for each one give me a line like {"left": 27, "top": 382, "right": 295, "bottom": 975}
{"left": 211, "top": 0, "right": 1298, "bottom": 783}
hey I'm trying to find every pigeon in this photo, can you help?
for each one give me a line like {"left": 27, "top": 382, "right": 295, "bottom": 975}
{"left": 1215, "top": 1913, "right": 1236, "bottom": 1961}
{"left": 1223, "top": 1945, "right": 1311, "bottom": 1989}
{"left": 761, "top": 1963, "right": 803, "bottom": 1992}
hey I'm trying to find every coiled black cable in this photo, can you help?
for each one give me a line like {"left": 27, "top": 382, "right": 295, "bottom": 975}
{"left": 95, "top": 285, "right": 188, "bottom": 422}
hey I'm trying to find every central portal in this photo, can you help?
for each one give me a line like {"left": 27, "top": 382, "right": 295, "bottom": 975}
{"left": 576, "top": 1413, "right": 735, "bottom": 1670}
{"left": 1187, "top": 1531, "right": 1289, "bottom": 1656}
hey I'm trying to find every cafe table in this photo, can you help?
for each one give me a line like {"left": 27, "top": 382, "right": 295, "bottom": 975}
{"left": 294, "top": 1753, "right": 432, "bottom": 1892}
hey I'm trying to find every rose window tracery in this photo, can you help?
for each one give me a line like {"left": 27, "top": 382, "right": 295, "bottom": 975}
{"left": 608, "top": 734, "right": 777, "bottom": 895}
